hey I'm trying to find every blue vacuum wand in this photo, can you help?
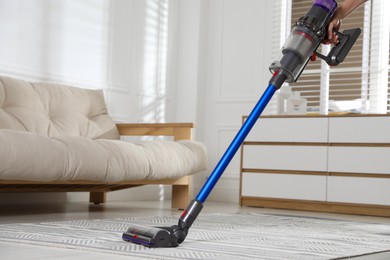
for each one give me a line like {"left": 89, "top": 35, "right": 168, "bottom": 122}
{"left": 122, "top": 0, "right": 360, "bottom": 247}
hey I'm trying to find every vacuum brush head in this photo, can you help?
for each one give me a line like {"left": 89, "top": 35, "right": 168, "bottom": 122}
{"left": 122, "top": 200, "right": 202, "bottom": 247}
{"left": 122, "top": 224, "right": 179, "bottom": 248}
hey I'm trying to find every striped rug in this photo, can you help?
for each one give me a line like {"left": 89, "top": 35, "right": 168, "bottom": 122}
{"left": 0, "top": 212, "right": 390, "bottom": 259}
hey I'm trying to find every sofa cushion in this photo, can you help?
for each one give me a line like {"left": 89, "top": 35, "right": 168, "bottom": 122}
{"left": 0, "top": 76, "right": 119, "bottom": 139}
{"left": 0, "top": 129, "right": 207, "bottom": 181}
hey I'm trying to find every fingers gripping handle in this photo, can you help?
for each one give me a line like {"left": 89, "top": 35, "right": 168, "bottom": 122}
{"left": 316, "top": 28, "right": 361, "bottom": 66}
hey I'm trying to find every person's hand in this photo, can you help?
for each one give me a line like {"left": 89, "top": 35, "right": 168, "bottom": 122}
{"left": 323, "top": 17, "right": 342, "bottom": 45}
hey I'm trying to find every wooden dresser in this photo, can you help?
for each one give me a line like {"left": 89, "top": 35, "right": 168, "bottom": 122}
{"left": 239, "top": 114, "right": 390, "bottom": 216}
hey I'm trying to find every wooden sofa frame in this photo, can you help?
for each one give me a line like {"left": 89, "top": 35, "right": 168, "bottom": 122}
{"left": 0, "top": 123, "right": 197, "bottom": 209}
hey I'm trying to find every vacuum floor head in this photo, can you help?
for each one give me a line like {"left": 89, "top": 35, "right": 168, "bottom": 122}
{"left": 122, "top": 200, "right": 201, "bottom": 248}
{"left": 122, "top": 224, "right": 179, "bottom": 248}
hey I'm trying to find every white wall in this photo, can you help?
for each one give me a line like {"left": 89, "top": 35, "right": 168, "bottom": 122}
{"left": 195, "top": 0, "right": 278, "bottom": 203}
{"left": 0, "top": 0, "right": 277, "bottom": 204}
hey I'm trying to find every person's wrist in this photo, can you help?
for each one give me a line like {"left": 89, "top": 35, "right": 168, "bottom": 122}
{"left": 335, "top": 4, "right": 347, "bottom": 20}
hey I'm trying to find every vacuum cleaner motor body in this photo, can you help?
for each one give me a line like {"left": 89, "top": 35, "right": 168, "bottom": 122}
{"left": 269, "top": 0, "right": 337, "bottom": 83}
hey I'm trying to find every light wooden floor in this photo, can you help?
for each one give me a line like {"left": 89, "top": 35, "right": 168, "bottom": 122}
{"left": 1, "top": 200, "right": 390, "bottom": 260}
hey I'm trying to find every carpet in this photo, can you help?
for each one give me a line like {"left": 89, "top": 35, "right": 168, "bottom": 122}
{"left": 0, "top": 212, "right": 390, "bottom": 260}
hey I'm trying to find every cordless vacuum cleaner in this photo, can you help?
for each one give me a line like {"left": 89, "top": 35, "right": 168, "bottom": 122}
{"left": 122, "top": 0, "right": 361, "bottom": 248}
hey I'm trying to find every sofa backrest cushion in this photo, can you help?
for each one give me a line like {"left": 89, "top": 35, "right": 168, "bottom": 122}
{"left": 0, "top": 76, "right": 119, "bottom": 139}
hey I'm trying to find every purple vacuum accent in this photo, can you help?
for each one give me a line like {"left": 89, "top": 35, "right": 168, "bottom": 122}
{"left": 314, "top": 0, "right": 337, "bottom": 13}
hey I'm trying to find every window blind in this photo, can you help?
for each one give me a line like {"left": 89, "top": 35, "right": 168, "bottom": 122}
{"left": 141, "top": 0, "right": 170, "bottom": 122}
{"left": 269, "top": 0, "right": 290, "bottom": 114}
{"left": 289, "top": 0, "right": 322, "bottom": 110}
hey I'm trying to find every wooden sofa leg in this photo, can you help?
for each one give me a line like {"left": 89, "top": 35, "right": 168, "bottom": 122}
{"left": 89, "top": 192, "right": 106, "bottom": 205}
{"left": 172, "top": 184, "right": 191, "bottom": 210}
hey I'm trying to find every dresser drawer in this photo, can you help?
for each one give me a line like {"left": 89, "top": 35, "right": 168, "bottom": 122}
{"left": 327, "top": 176, "right": 390, "bottom": 206}
{"left": 328, "top": 146, "right": 390, "bottom": 174}
{"left": 241, "top": 172, "right": 327, "bottom": 201}
{"left": 329, "top": 117, "right": 390, "bottom": 143}
{"left": 242, "top": 145, "right": 328, "bottom": 171}
{"left": 246, "top": 117, "right": 328, "bottom": 142}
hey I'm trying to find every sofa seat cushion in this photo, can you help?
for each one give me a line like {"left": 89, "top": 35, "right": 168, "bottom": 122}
{"left": 0, "top": 129, "right": 207, "bottom": 182}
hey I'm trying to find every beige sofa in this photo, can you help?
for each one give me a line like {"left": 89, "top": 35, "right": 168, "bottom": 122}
{"left": 0, "top": 76, "right": 207, "bottom": 209}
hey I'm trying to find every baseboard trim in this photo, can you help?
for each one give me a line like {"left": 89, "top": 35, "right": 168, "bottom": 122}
{"left": 241, "top": 196, "right": 390, "bottom": 217}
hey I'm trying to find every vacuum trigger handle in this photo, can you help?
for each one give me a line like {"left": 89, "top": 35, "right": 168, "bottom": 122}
{"left": 316, "top": 28, "right": 361, "bottom": 66}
